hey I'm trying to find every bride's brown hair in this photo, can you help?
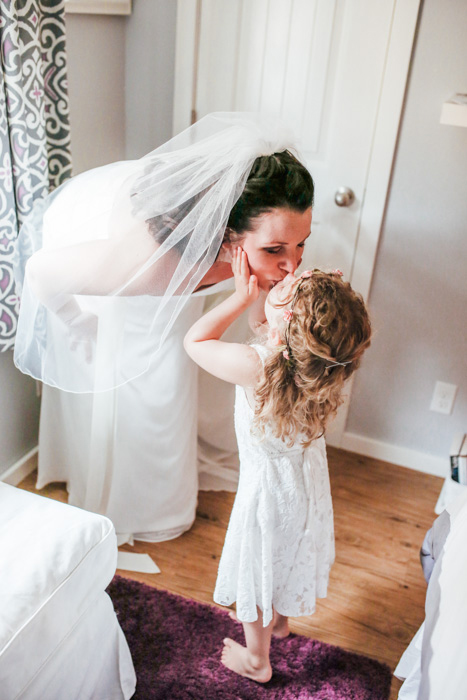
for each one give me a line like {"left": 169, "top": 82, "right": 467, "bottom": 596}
{"left": 253, "top": 270, "right": 372, "bottom": 447}
{"left": 224, "top": 149, "right": 314, "bottom": 241}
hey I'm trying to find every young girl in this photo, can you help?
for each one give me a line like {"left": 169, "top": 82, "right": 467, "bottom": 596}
{"left": 184, "top": 248, "right": 371, "bottom": 683}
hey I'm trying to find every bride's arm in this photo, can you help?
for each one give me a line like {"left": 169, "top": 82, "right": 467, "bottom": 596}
{"left": 25, "top": 232, "right": 160, "bottom": 320}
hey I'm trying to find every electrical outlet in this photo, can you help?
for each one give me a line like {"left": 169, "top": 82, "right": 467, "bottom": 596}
{"left": 430, "top": 381, "right": 458, "bottom": 415}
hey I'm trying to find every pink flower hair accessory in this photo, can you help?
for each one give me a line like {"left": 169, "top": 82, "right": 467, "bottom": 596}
{"left": 282, "top": 350, "right": 290, "bottom": 360}
{"left": 300, "top": 270, "right": 313, "bottom": 278}
{"left": 332, "top": 269, "right": 344, "bottom": 277}
{"left": 283, "top": 309, "right": 294, "bottom": 322}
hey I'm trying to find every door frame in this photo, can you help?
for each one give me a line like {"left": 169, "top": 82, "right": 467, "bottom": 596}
{"left": 173, "top": 0, "right": 421, "bottom": 446}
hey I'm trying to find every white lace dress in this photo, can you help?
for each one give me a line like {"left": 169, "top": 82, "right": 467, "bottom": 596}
{"left": 213, "top": 345, "right": 335, "bottom": 627}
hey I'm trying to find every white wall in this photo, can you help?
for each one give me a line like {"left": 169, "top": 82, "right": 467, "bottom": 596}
{"left": 346, "top": 0, "right": 467, "bottom": 469}
{"left": 0, "top": 352, "right": 40, "bottom": 476}
{"left": 125, "top": 0, "right": 177, "bottom": 158}
{"left": 66, "top": 13, "right": 126, "bottom": 174}
{"left": 65, "top": 1, "right": 176, "bottom": 169}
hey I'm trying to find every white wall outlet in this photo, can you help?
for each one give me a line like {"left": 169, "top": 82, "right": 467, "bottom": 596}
{"left": 430, "top": 381, "right": 458, "bottom": 415}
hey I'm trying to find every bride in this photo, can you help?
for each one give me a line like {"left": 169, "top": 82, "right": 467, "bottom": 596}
{"left": 14, "top": 113, "right": 314, "bottom": 544}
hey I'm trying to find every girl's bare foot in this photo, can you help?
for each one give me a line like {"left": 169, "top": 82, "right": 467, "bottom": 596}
{"left": 221, "top": 638, "right": 272, "bottom": 683}
{"left": 228, "top": 609, "right": 290, "bottom": 638}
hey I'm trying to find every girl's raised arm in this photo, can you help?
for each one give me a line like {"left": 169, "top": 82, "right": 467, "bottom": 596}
{"left": 248, "top": 289, "right": 268, "bottom": 335}
{"left": 184, "top": 248, "right": 262, "bottom": 387}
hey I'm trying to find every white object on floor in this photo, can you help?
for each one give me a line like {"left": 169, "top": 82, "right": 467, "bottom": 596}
{"left": 394, "top": 623, "right": 424, "bottom": 699}
{"left": 440, "top": 93, "right": 467, "bottom": 128}
{"left": 434, "top": 476, "right": 467, "bottom": 514}
{"left": 117, "top": 551, "right": 161, "bottom": 574}
{"left": 0, "top": 482, "right": 135, "bottom": 700}
{"left": 426, "top": 490, "right": 467, "bottom": 698}
{"left": 395, "top": 491, "right": 467, "bottom": 700}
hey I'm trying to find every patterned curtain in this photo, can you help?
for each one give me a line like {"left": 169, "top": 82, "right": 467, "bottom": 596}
{"left": 0, "top": 0, "right": 71, "bottom": 351}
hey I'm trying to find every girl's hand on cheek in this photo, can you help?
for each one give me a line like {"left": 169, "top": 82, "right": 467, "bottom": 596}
{"left": 232, "top": 247, "right": 259, "bottom": 307}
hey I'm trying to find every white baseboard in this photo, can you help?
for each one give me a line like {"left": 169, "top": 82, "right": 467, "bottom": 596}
{"left": 330, "top": 432, "right": 447, "bottom": 478}
{"left": 1, "top": 447, "right": 38, "bottom": 486}
{"left": 0, "top": 434, "right": 447, "bottom": 488}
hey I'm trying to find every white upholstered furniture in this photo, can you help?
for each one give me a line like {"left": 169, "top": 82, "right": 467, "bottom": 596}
{"left": 395, "top": 490, "right": 467, "bottom": 699}
{"left": 0, "top": 482, "right": 136, "bottom": 699}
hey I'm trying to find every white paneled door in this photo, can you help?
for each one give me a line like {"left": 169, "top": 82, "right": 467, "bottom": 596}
{"left": 174, "top": 0, "right": 420, "bottom": 444}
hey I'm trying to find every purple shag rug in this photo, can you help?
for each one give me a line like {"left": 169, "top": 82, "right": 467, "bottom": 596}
{"left": 107, "top": 575, "right": 392, "bottom": 700}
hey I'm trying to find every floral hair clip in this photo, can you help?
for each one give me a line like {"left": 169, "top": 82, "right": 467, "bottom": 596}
{"left": 283, "top": 309, "right": 293, "bottom": 322}
{"left": 332, "top": 269, "right": 344, "bottom": 277}
{"left": 300, "top": 269, "right": 313, "bottom": 278}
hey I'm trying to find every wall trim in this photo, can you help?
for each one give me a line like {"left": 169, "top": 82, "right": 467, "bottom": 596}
{"left": 337, "top": 432, "right": 447, "bottom": 478}
{"left": 1, "top": 447, "right": 38, "bottom": 486}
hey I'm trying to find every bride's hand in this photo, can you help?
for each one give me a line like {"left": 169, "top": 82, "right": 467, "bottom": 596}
{"left": 66, "top": 311, "right": 98, "bottom": 364}
{"left": 231, "top": 247, "right": 259, "bottom": 307}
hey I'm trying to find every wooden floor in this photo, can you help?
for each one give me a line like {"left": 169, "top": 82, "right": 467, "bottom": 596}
{"left": 19, "top": 446, "right": 442, "bottom": 700}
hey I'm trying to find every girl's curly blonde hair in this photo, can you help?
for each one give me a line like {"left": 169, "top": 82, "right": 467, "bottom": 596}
{"left": 253, "top": 270, "right": 372, "bottom": 447}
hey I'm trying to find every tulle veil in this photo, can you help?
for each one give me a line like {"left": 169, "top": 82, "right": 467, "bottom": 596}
{"left": 13, "top": 112, "right": 296, "bottom": 392}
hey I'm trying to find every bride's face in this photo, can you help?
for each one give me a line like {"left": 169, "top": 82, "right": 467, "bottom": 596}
{"left": 237, "top": 207, "right": 312, "bottom": 291}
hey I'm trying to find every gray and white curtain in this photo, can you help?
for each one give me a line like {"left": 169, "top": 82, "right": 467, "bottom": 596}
{"left": 0, "top": 0, "right": 71, "bottom": 351}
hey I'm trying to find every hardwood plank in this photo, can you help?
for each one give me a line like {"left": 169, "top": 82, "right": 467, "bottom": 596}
{"left": 17, "top": 446, "right": 443, "bottom": 700}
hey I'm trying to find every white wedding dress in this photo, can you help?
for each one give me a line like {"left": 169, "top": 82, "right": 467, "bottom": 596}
{"left": 213, "top": 345, "right": 335, "bottom": 626}
{"left": 37, "top": 278, "right": 241, "bottom": 545}
{"left": 33, "top": 160, "right": 241, "bottom": 544}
